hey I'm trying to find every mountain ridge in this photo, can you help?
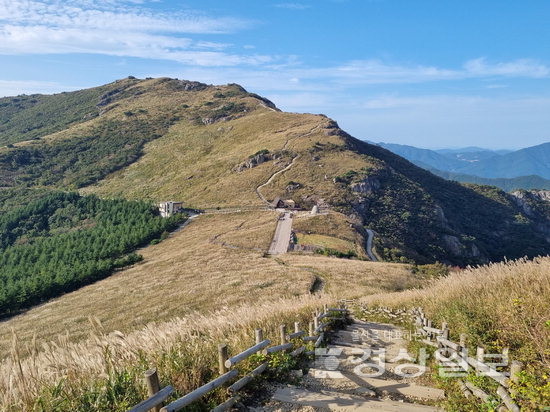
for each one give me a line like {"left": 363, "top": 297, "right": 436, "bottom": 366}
{"left": 1, "top": 77, "right": 549, "bottom": 266}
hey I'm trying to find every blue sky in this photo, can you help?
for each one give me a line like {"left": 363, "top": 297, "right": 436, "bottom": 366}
{"left": 0, "top": 0, "right": 549, "bottom": 149}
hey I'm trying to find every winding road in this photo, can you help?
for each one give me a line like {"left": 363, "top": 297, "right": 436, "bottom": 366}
{"left": 365, "top": 228, "right": 378, "bottom": 262}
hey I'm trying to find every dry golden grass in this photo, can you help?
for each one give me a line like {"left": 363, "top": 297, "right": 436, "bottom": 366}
{"left": 280, "top": 254, "right": 421, "bottom": 296}
{"left": 1, "top": 293, "right": 336, "bottom": 411}
{"left": 358, "top": 257, "right": 550, "bottom": 410}
{"left": 296, "top": 233, "right": 355, "bottom": 251}
{"left": 0, "top": 206, "right": 423, "bottom": 411}
{"left": 0, "top": 211, "right": 418, "bottom": 360}
{"left": 0, "top": 211, "right": 309, "bottom": 358}
{"left": 361, "top": 257, "right": 550, "bottom": 369}
{"left": 293, "top": 212, "right": 359, "bottom": 242}
{"left": 81, "top": 84, "right": 375, "bottom": 210}
{"left": 292, "top": 211, "right": 367, "bottom": 256}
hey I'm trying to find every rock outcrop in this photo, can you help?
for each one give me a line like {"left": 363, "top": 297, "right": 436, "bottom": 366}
{"left": 350, "top": 176, "right": 381, "bottom": 194}
{"left": 510, "top": 190, "right": 550, "bottom": 242}
{"left": 443, "top": 235, "right": 481, "bottom": 258}
{"left": 234, "top": 151, "right": 283, "bottom": 172}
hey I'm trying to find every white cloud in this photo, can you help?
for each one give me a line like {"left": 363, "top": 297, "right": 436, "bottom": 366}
{"left": 0, "top": 80, "right": 76, "bottom": 96}
{"left": 165, "top": 58, "right": 550, "bottom": 94}
{"left": 2, "top": 1, "right": 549, "bottom": 79}
{"left": 0, "top": 0, "right": 270, "bottom": 66}
{"left": 274, "top": 3, "right": 311, "bottom": 10}
{"left": 195, "top": 41, "right": 231, "bottom": 50}
{"left": 464, "top": 58, "right": 550, "bottom": 78}
{"left": 0, "top": 0, "right": 249, "bottom": 34}
{"left": 331, "top": 95, "right": 550, "bottom": 148}
{"left": 264, "top": 92, "right": 330, "bottom": 110}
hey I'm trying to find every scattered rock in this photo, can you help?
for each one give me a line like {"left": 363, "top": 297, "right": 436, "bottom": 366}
{"left": 235, "top": 151, "right": 282, "bottom": 172}
{"left": 286, "top": 181, "right": 302, "bottom": 192}
{"left": 291, "top": 369, "right": 304, "bottom": 378}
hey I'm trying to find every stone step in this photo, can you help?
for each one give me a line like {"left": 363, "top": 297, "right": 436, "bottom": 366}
{"left": 349, "top": 376, "right": 445, "bottom": 401}
{"left": 307, "top": 368, "right": 377, "bottom": 397}
{"left": 272, "top": 386, "right": 441, "bottom": 411}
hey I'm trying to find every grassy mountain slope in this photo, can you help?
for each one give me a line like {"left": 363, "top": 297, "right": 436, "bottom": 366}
{"left": 362, "top": 257, "right": 550, "bottom": 410}
{"left": 0, "top": 210, "right": 417, "bottom": 358}
{"left": 1, "top": 77, "right": 549, "bottom": 410}
{"left": 0, "top": 81, "right": 123, "bottom": 146}
{"left": 1, "top": 77, "right": 549, "bottom": 265}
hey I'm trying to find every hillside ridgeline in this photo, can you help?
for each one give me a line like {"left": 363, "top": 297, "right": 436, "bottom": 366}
{"left": 0, "top": 77, "right": 549, "bottom": 266}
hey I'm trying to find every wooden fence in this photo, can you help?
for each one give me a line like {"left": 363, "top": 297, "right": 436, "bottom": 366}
{"left": 128, "top": 304, "right": 350, "bottom": 412}
{"left": 410, "top": 307, "right": 523, "bottom": 412}
{"left": 356, "top": 303, "right": 523, "bottom": 412}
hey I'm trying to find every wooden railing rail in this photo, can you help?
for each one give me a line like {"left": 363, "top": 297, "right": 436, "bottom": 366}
{"left": 128, "top": 385, "right": 174, "bottom": 412}
{"left": 224, "top": 339, "right": 270, "bottom": 368}
{"left": 128, "top": 305, "right": 350, "bottom": 412}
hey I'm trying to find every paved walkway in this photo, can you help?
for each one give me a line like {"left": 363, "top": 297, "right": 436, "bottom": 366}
{"left": 268, "top": 212, "right": 293, "bottom": 255}
{"left": 365, "top": 229, "right": 377, "bottom": 262}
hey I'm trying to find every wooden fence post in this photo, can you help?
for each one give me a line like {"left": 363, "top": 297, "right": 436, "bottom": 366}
{"left": 476, "top": 347, "right": 485, "bottom": 373}
{"left": 294, "top": 322, "right": 300, "bottom": 334}
{"left": 144, "top": 368, "right": 162, "bottom": 412}
{"left": 509, "top": 361, "right": 523, "bottom": 397}
{"left": 308, "top": 322, "right": 314, "bottom": 336}
{"left": 441, "top": 327, "right": 450, "bottom": 356}
{"left": 459, "top": 333, "right": 467, "bottom": 348}
{"left": 313, "top": 314, "right": 319, "bottom": 331}
{"left": 218, "top": 344, "right": 229, "bottom": 375}
{"left": 255, "top": 329, "right": 263, "bottom": 345}
{"left": 502, "top": 347, "right": 509, "bottom": 364}
{"left": 280, "top": 324, "right": 287, "bottom": 345}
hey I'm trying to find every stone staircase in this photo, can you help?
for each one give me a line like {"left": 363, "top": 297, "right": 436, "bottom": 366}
{"left": 267, "top": 320, "right": 445, "bottom": 411}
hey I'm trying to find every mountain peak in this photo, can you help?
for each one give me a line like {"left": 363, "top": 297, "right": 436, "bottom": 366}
{"left": 0, "top": 78, "right": 548, "bottom": 266}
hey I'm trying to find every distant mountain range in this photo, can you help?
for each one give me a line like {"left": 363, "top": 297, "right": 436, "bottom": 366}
{"left": 374, "top": 142, "right": 550, "bottom": 191}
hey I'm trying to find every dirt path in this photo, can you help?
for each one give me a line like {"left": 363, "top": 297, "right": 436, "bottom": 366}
{"left": 268, "top": 212, "right": 293, "bottom": 255}
{"left": 256, "top": 155, "right": 300, "bottom": 205}
{"left": 255, "top": 124, "right": 321, "bottom": 205}
{"left": 266, "top": 319, "right": 445, "bottom": 411}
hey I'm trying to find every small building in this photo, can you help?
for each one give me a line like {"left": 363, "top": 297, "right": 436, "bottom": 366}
{"left": 271, "top": 197, "right": 296, "bottom": 209}
{"left": 159, "top": 201, "right": 184, "bottom": 217}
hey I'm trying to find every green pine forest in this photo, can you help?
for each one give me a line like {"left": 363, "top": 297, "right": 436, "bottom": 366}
{"left": 0, "top": 191, "right": 185, "bottom": 318}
